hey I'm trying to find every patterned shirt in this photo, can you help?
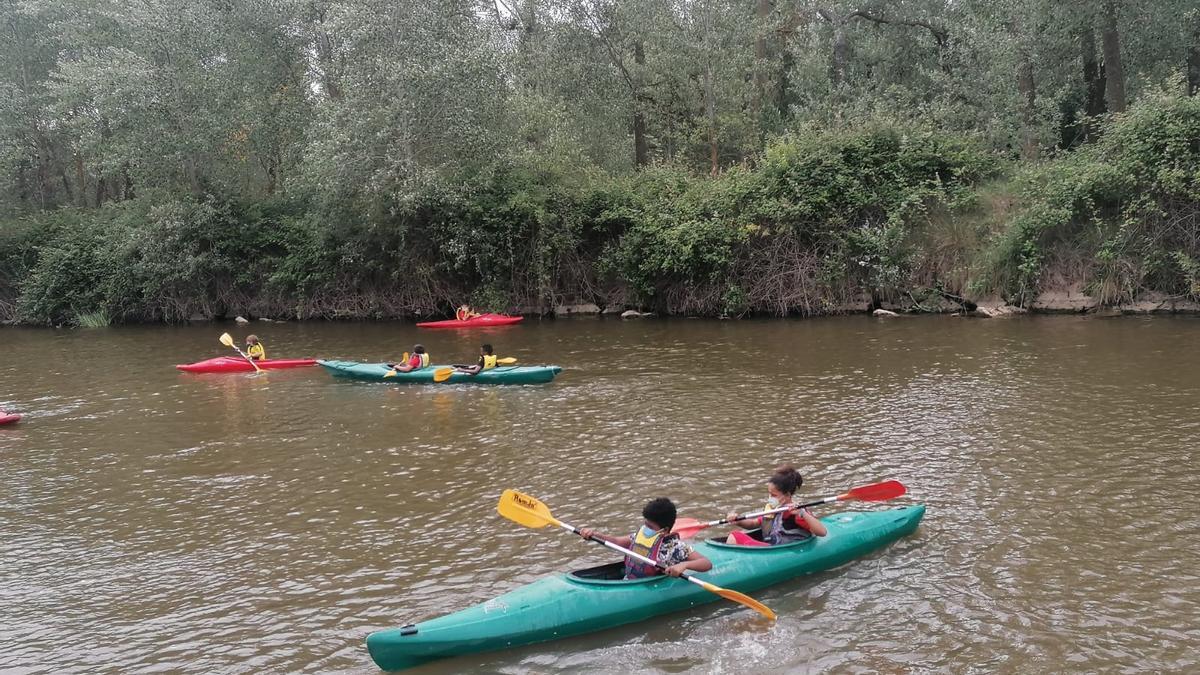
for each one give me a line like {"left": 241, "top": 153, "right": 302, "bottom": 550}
{"left": 654, "top": 535, "right": 694, "bottom": 568}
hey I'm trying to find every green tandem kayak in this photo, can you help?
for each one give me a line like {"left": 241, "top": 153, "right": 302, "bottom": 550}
{"left": 366, "top": 504, "right": 925, "bottom": 671}
{"left": 317, "top": 360, "right": 562, "bottom": 385}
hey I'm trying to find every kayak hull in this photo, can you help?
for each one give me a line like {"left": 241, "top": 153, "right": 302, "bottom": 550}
{"left": 318, "top": 360, "right": 561, "bottom": 385}
{"left": 416, "top": 313, "right": 524, "bottom": 329}
{"left": 366, "top": 505, "right": 925, "bottom": 671}
{"left": 175, "top": 357, "right": 317, "bottom": 373}
{"left": 0, "top": 413, "right": 20, "bottom": 426}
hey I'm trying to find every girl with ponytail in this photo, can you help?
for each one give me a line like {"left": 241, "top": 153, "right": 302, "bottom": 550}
{"left": 725, "top": 464, "right": 828, "bottom": 546}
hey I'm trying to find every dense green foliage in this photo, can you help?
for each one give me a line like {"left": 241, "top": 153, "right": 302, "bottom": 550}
{"left": 1, "top": 0, "right": 1199, "bottom": 324}
{"left": 980, "top": 93, "right": 1200, "bottom": 305}
{"left": 0, "top": 127, "right": 997, "bottom": 323}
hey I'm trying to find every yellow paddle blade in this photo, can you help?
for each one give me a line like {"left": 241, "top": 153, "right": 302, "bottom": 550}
{"left": 497, "top": 357, "right": 518, "bottom": 364}
{"left": 219, "top": 332, "right": 234, "bottom": 347}
{"left": 693, "top": 578, "right": 777, "bottom": 621}
{"left": 433, "top": 367, "right": 454, "bottom": 383}
{"left": 497, "top": 489, "right": 559, "bottom": 529}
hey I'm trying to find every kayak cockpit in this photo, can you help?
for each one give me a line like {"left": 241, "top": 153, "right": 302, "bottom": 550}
{"left": 702, "top": 528, "right": 818, "bottom": 551}
{"left": 566, "top": 562, "right": 666, "bottom": 586}
{"left": 570, "top": 562, "right": 625, "bottom": 580}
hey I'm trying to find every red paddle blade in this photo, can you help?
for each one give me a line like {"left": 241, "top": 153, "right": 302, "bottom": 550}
{"left": 839, "top": 480, "right": 906, "bottom": 502}
{"left": 671, "top": 518, "right": 708, "bottom": 540}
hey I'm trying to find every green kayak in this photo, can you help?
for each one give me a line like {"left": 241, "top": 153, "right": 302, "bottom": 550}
{"left": 317, "top": 360, "right": 562, "bottom": 385}
{"left": 366, "top": 504, "right": 925, "bottom": 671}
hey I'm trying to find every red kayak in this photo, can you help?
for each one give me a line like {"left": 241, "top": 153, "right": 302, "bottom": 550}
{"left": 176, "top": 357, "right": 318, "bottom": 373}
{"left": 0, "top": 412, "right": 20, "bottom": 426}
{"left": 416, "top": 313, "right": 524, "bottom": 329}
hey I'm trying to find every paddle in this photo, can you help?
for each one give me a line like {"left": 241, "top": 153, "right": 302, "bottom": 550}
{"left": 383, "top": 352, "right": 410, "bottom": 378}
{"left": 433, "top": 357, "right": 519, "bottom": 383}
{"left": 497, "top": 489, "right": 776, "bottom": 620}
{"left": 219, "top": 332, "right": 262, "bottom": 373}
{"left": 671, "top": 480, "right": 907, "bottom": 540}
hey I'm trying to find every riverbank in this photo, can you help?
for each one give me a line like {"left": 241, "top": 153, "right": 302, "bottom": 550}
{"left": 2, "top": 95, "right": 1197, "bottom": 328}
{"left": 553, "top": 289, "right": 1200, "bottom": 318}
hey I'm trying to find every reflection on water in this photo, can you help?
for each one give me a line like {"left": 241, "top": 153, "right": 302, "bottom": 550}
{"left": 2, "top": 316, "right": 1199, "bottom": 672}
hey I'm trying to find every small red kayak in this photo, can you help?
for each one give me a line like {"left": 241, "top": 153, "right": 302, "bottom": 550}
{"left": 0, "top": 412, "right": 20, "bottom": 426}
{"left": 416, "top": 313, "right": 524, "bottom": 329}
{"left": 175, "top": 357, "right": 318, "bottom": 373}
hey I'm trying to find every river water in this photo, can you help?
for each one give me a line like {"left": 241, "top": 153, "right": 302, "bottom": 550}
{"left": 2, "top": 316, "right": 1198, "bottom": 673}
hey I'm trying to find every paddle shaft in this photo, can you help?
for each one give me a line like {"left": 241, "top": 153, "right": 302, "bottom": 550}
{"left": 453, "top": 358, "right": 518, "bottom": 371}
{"left": 704, "top": 496, "right": 836, "bottom": 529}
{"left": 549, "top": 519, "right": 709, "bottom": 587}
{"left": 228, "top": 343, "right": 262, "bottom": 373}
{"left": 238, "top": 346, "right": 263, "bottom": 373}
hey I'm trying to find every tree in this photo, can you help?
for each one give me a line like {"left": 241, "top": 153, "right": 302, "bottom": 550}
{"left": 1100, "top": 0, "right": 1126, "bottom": 112}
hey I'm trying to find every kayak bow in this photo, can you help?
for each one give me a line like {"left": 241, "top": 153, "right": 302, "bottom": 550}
{"left": 366, "top": 505, "right": 925, "bottom": 671}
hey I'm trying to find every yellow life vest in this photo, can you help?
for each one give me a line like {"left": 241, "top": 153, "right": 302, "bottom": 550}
{"left": 417, "top": 352, "right": 430, "bottom": 368}
{"left": 624, "top": 526, "right": 669, "bottom": 579}
{"left": 482, "top": 354, "right": 497, "bottom": 370}
{"left": 247, "top": 343, "right": 266, "bottom": 360}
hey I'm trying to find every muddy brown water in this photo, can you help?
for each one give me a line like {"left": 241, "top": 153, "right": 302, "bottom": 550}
{"left": 2, "top": 316, "right": 1198, "bottom": 673}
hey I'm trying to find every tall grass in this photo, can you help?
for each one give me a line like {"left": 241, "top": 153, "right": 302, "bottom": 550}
{"left": 75, "top": 310, "right": 112, "bottom": 328}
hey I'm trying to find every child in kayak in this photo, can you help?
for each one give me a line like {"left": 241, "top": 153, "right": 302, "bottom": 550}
{"left": 455, "top": 305, "right": 480, "bottom": 321}
{"left": 454, "top": 343, "right": 497, "bottom": 375}
{"left": 725, "top": 465, "right": 828, "bottom": 546}
{"left": 579, "top": 497, "right": 712, "bottom": 579}
{"left": 245, "top": 335, "right": 266, "bottom": 361}
{"left": 391, "top": 345, "right": 430, "bottom": 372}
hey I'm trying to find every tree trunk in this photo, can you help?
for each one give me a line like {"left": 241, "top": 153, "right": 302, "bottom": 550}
{"left": 1017, "top": 52, "right": 1038, "bottom": 159}
{"left": 45, "top": 142, "right": 70, "bottom": 205}
{"left": 185, "top": 156, "right": 202, "bottom": 195}
{"left": 830, "top": 21, "right": 849, "bottom": 91}
{"left": 1100, "top": 0, "right": 1126, "bottom": 113}
{"left": 34, "top": 152, "right": 47, "bottom": 210}
{"left": 314, "top": 7, "right": 341, "bottom": 101}
{"left": 704, "top": 64, "right": 718, "bottom": 175}
{"left": 665, "top": 104, "right": 676, "bottom": 162}
{"left": 15, "top": 160, "right": 30, "bottom": 207}
{"left": 752, "top": 0, "right": 771, "bottom": 115}
{"left": 520, "top": 0, "right": 539, "bottom": 56}
{"left": 776, "top": 46, "right": 793, "bottom": 115}
{"left": 74, "top": 153, "right": 87, "bottom": 207}
{"left": 122, "top": 163, "right": 135, "bottom": 200}
{"left": 632, "top": 41, "right": 648, "bottom": 167}
{"left": 1080, "top": 26, "right": 1106, "bottom": 141}
{"left": 632, "top": 109, "right": 649, "bottom": 167}
{"left": 1188, "top": 33, "right": 1200, "bottom": 96}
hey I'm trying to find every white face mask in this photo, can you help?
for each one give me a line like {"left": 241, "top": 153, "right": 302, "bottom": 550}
{"left": 766, "top": 495, "right": 781, "bottom": 507}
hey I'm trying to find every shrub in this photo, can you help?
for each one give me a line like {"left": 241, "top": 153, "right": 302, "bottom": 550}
{"left": 979, "top": 92, "right": 1200, "bottom": 305}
